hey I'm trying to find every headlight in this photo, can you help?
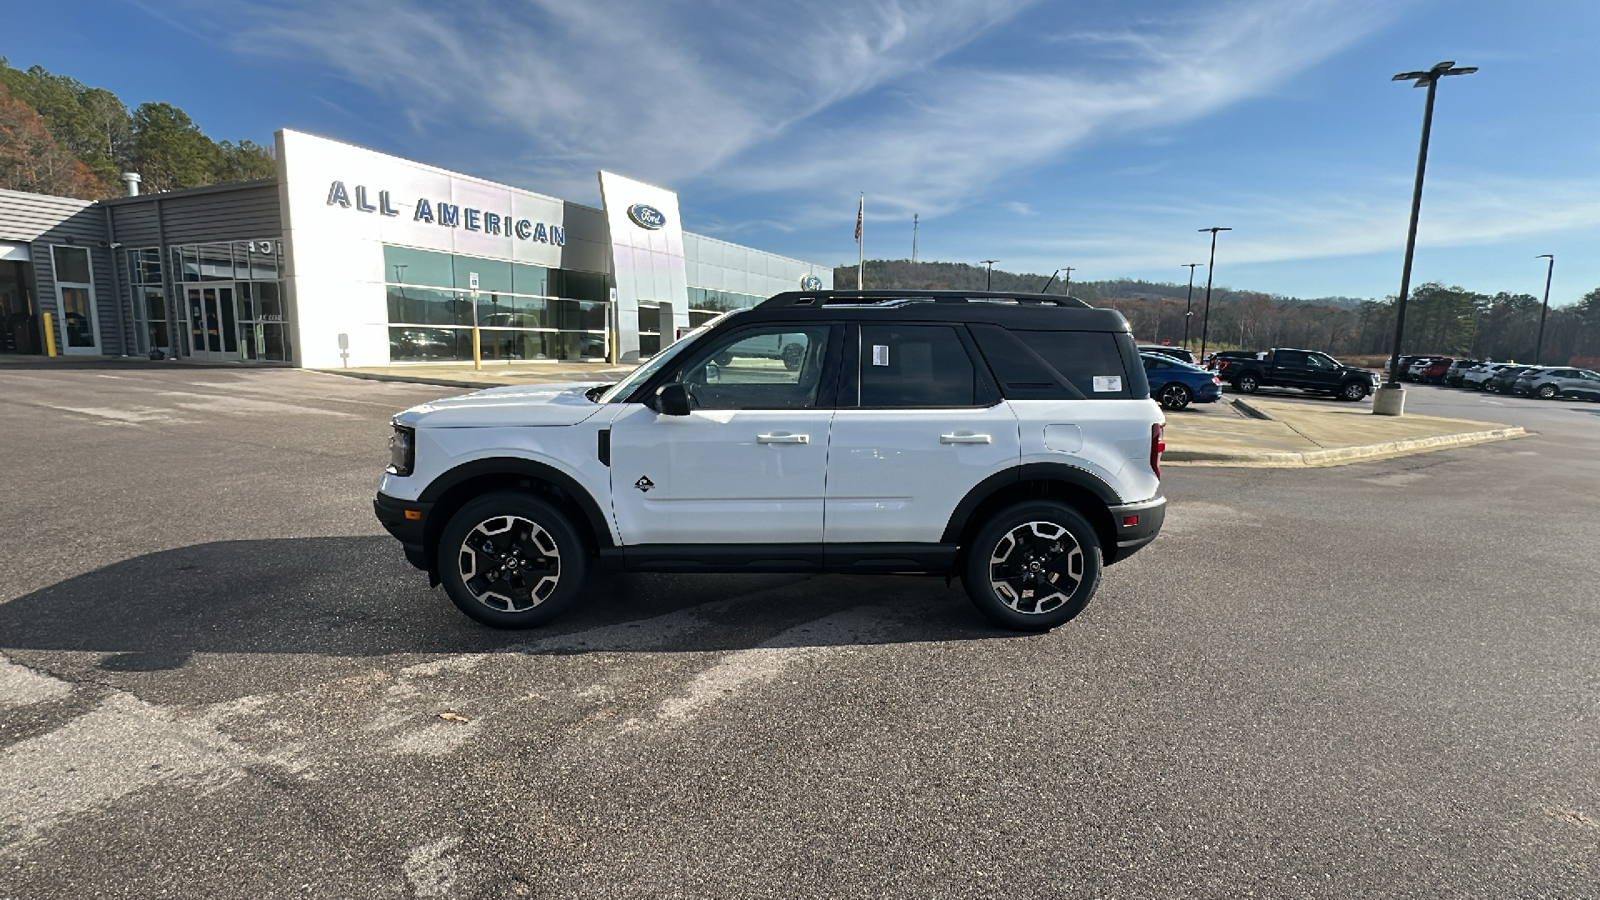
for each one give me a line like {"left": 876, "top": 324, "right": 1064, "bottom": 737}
{"left": 387, "top": 423, "right": 415, "bottom": 476}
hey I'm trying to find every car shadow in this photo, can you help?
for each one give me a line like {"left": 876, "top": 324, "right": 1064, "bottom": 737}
{"left": 0, "top": 537, "right": 1016, "bottom": 670}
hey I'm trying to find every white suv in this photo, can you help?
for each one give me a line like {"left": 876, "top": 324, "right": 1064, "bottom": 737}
{"left": 375, "top": 290, "right": 1168, "bottom": 631}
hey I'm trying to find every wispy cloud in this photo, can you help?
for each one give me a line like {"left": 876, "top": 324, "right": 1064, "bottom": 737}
{"left": 206, "top": 0, "right": 1033, "bottom": 198}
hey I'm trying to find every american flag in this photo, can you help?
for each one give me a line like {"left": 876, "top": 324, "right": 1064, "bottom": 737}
{"left": 854, "top": 194, "right": 863, "bottom": 243}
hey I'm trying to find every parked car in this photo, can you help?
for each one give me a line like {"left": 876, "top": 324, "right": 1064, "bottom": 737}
{"left": 375, "top": 289, "right": 1168, "bottom": 633}
{"left": 1141, "top": 352, "right": 1221, "bottom": 410}
{"left": 1523, "top": 367, "right": 1600, "bottom": 400}
{"left": 1221, "top": 347, "right": 1378, "bottom": 400}
{"left": 1385, "top": 355, "right": 1430, "bottom": 380}
{"left": 1511, "top": 367, "right": 1552, "bottom": 396}
{"left": 1205, "top": 350, "right": 1259, "bottom": 371}
{"left": 1405, "top": 356, "right": 1453, "bottom": 382}
{"left": 1416, "top": 358, "right": 1457, "bottom": 384}
{"left": 1462, "top": 362, "right": 1515, "bottom": 390}
{"left": 1137, "top": 344, "right": 1198, "bottom": 365}
{"left": 1486, "top": 365, "right": 1536, "bottom": 393}
{"left": 1444, "top": 359, "right": 1484, "bottom": 387}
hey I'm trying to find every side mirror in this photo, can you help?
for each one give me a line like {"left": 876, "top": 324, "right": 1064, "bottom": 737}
{"left": 654, "top": 383, "right": 692, "bottom": 416}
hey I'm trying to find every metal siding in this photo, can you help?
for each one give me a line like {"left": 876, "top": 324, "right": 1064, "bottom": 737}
{"left": 107, "top": 203, "right": 161, "bottom": 246}
{"left": 156, "top": 185, "right": 282, "bottom": 245}
{"left": 0, "top": 189, "right": 96, "bottom": 242}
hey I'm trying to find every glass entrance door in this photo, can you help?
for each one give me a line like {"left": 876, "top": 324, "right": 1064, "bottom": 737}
{"left": 186, "top": 284, "right": 239, "bottom": 361}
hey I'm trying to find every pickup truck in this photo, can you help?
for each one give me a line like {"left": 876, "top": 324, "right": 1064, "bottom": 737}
{"left": 1217, "top": 348, "right": 1378, "bottom": 401}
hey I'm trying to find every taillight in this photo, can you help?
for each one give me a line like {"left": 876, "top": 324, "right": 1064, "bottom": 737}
{"left": 1150, "top": 422, "right": 1165, "bottom": 479}
{"left": 1211, "top": 376, "right": 1221, "bottom": 385}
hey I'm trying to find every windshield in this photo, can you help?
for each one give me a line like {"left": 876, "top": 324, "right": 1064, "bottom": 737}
{"left": 596, "top": 320, "right": 720, "bottom": 403}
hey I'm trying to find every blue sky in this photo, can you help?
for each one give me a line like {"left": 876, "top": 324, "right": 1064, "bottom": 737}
{"left": 10, "top": 0, "right": 1598, "bottom": 304}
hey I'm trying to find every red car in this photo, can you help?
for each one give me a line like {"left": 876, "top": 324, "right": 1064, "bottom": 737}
{"left": 1418, "top": 358, "right": 1455, "bottom": 384}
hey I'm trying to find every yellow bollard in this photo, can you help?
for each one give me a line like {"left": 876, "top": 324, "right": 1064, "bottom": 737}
{"left": 42, "top": 312, "right": 57, "bottom": 356}
{"left": 472, "top": 326, "right": 482, "bottom": 371}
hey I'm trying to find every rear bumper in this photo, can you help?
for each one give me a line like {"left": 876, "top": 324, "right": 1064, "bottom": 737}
{"left": 374, "top": 492, "right": 433, "bottom": 572}
{"left": 1107, "top": 494, "right": 1166, "bottom": 564}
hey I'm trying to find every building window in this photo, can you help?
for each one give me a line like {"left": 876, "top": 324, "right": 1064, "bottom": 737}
{"left": 382, "top": 245, "right": 609, "bottom": 362}
{"left": 686, "top": 286, "right": 764, "bottom": 327}
{"left": 122, "top": 247, "right": 167, "bottom": 354}
{"left": 167, "top": 239, "right": 289, "bottom": 361}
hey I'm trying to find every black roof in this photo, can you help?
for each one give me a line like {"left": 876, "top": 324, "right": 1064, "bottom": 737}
{"left": 745, "top": 290, "right": 1130, "bottom": 332}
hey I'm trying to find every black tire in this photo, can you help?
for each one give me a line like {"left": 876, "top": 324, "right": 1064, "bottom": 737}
{"left": 1235, "top": 374, "right": 1260, "bottom": 394}
{"left": 781, "top": 343, "right": 804, "bottom": 371}
{"left": 962, "top": 501, "right": 1102, "bottom": 631}
{"left": 1536, "top": 384, "right": 1558, "bottom": 400}
{"left": 438, "top": 492, "right": 588, "bottom": 629}
{"left": 1157, "top": 383, "right": 1192, "bottom": 411}
{"left": 713, "top": 352, "right": 733, "bottom": 367}
{"left": 1339, "top": 380, "right": 1369, "bottom": 401}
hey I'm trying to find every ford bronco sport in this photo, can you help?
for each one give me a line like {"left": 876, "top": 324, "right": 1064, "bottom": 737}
{"left": 375, "top": 290, "right": 1167, "bottom": 631}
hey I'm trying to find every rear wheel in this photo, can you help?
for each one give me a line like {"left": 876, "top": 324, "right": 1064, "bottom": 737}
{"left": 963, "top": 501, "right": 1102, "bottom": 631}
{"left": 438, "top": 492, "right": 588, "bottom": 628}
{"left": 1157, "top": 383, "right": 1192, "bottom": 410}
{"left": 1536, "top": 384, "right": 1558, "bottom": 399}
{"left": 1235, "top": 374, "right": 1260, "bottom": 394}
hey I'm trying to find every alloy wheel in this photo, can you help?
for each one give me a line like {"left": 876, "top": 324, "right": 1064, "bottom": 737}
{"left": 988, "top": 521, "right": 1084, "bottom": 616}
{"left": 457, "top": 515, "right": 561, "bottom": 613}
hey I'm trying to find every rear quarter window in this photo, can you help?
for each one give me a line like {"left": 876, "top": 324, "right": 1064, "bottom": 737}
{"left": 1012, "top": 330, "right": 1140, "bottom": 399}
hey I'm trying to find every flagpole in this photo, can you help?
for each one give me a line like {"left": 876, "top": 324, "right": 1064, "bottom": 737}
{"left": 857, "top": 192, "right": 864, "bottom": 290}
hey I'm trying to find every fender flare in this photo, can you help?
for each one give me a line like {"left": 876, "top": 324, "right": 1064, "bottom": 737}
{"left": 418, "top": 456, "right": 614, "bottom": 547}
{"left": 940, "top": 463, "right": 1122, "bottom": 544}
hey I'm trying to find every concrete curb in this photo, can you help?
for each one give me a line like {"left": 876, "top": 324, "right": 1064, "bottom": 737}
{"left": 1165, "top": 426, "right": 1529, "bottom": 467}
{"left": 1228, "top": 397, "right": 1275, "bottom": 420}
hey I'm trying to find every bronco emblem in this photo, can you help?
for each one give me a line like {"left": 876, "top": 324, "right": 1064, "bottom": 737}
{"left": 634, "top": 475, "right": 655, "bottom": 492}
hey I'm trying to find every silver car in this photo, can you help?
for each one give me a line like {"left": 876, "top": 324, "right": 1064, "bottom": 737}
{"left": 1524, "top": 367, "right": 1600, "bottom": 401}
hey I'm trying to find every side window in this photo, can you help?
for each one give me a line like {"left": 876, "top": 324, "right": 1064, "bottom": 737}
{"left": 1012, "top": 331, "right": 1132, "bottom": 399}
{"left": 1307, "top": 353, "right": 1335, "bottom": 370}
{"left": 1276, "top": 350, "right": 1308, "bottom": 367}
{"left": 858, "top": 325, "right": 984, "bottom": 408}
{"left": 678, "top": 325, "right": 832, "bottom": 410}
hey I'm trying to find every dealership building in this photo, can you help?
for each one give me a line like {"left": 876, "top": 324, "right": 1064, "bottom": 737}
{"left": 0, "top": 129, "right": 833, "bottom": 367}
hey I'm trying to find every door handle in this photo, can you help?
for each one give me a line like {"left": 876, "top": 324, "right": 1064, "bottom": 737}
{"left": 940, "top": 432, "right": 992, "bottom": 444}
{"left": 757, "top": 432, "right": 809, "bottom": 444}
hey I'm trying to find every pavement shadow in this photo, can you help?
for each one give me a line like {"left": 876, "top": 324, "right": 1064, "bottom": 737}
{"left": 0, "top": 537, "right": 1009, "bottom": 668}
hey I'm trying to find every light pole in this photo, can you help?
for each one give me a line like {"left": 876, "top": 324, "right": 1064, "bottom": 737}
{"left": 1197, "top": 228, "right": 1230, "bottom": 362}
{"left": 1181, "top": 263, "right": 1202, "bottom": 350}
{"left": 1377, "top": 60, "right": 1477, "bottom": 416}
{"left": 981, "top": 259, "right": 998, "bottom": 290}
{"left": 1535, "top": 254, "right": 1554, "bottom": 364}
{"left": 1062, "top": 266, "right": 1074, "bottom": 294}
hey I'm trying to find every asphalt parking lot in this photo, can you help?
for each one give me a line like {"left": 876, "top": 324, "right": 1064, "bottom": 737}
{"left": 2, "top": 362, "right": 1597, "bottom": 899}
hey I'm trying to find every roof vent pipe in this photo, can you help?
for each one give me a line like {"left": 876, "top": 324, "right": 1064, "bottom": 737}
{"left": 122, "top": 172, "right": 141, "bottom": 197}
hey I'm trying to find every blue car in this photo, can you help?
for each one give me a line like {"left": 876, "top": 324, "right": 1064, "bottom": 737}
{"left": 1141, "top": 352, "right": 1223, "bottom": 410}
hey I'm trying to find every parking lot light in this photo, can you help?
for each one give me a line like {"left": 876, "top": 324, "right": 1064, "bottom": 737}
{"left": 1182, "top": 263, "right": 1201, "bottom": 350}
{"left": 1197, "top": 228, "right": 1229, "bottom": 362}
{"left": 1535, "top": 254, "right": 1554, "bottom": 365}
{"left": 1377, "top": 60, "right": 1477, "bottom": 416}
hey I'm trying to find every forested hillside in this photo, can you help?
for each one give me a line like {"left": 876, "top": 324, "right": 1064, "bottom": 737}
{"left": 836, "top": 259, "right": 1600, "bottom": 365}
{"left": 0, "top": 58, "right": 274, "bottom": 200}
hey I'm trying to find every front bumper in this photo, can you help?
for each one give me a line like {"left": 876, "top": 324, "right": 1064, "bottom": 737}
{"left": 374, "top": 492, "right": 433, "bottom": 572}
{"left": 1107, "top": 494, "right": 1166, "bottom": 564}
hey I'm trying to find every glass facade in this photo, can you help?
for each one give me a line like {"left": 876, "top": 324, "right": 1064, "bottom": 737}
{"left": 167, "top": 239, "right": 290, "bottom": 361}
{"left": 383, "top": 245, "right": 609, "bottom": 362}
{"left": 121, "top": 248, "right": 167, "bottom": 354}
{"left": 686, "top": 286, "right": 764, "bottom": 327}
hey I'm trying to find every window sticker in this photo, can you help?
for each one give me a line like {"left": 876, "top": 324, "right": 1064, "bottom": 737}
{"left": 872, "top": 345, "right": 890, "bottom": 366}
{"left": 1093, "top": 375, "right": 1122, "bottom": 393}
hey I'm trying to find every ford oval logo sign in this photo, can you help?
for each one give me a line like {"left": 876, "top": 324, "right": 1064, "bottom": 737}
{"left": 800, "top": 274, "right": 823, "bottom": 291}
{"left": 627, "top": 203, "right": 666, "bottom": 230}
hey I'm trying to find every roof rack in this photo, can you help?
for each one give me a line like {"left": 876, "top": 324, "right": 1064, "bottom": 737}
{"left": 756, "top": 289, "right": 1091, "bottom": 310}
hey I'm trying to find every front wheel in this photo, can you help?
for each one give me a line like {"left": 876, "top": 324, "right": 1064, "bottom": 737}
{"left": 1235, "top": 374, "right": 1260, "bottom": 394}
{"left": 781, "top": 343, "right": 805, "bottom": 371}
{"left": 1158, "top": 383, "right": 1192, "bottom": 410}
{"left": 963, "top": 501, "right": 1102, "bottom": 631}
{"left": 1339, "top": 380, "right": 1369, "bottom": 401}
{"left": 438, "top": 492, "right": 588, "bottom": 629}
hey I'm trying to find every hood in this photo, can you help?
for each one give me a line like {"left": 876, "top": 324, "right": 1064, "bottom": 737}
{"left": 395, "top": 382, "right": 611, "bottom": 428}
